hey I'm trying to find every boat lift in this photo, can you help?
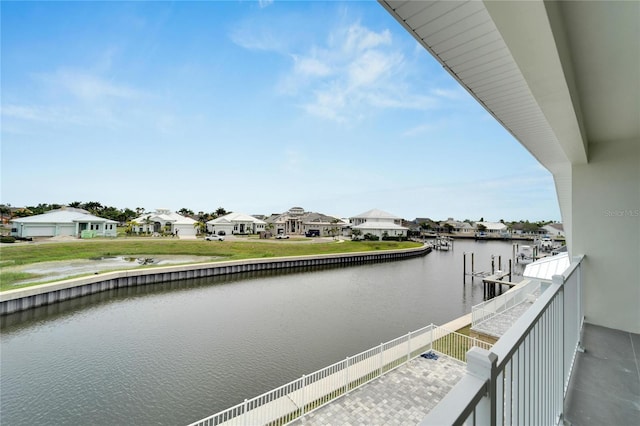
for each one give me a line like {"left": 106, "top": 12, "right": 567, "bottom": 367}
{"left": 463, "top": 252, "right": 518, "bottom": 299}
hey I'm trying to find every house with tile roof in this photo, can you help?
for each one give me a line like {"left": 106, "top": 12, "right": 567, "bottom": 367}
{"left": 265, "top": 207, "right": 346, "bottom": 237}
{"left": 10, "top": 207, "right": 118, "bottom": 238}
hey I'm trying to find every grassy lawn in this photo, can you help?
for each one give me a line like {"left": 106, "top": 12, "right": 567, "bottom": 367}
{"left": 0, "top": 238, "right": 422, "bottom": 291}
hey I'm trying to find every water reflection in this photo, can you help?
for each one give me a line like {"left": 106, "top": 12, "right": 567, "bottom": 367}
{"left": 1, "top": 240, "right": 524, "bottom": 425}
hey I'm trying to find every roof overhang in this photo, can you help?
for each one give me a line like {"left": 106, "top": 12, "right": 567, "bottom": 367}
{"left": 379, "top": 0, "right": 640, "bottom": 250}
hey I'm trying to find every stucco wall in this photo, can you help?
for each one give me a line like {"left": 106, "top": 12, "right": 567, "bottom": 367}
{"left": 572, "top": 138, "right": 640, "bottom": 333}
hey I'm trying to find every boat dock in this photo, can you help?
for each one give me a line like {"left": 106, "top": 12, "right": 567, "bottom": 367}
{"left": 481, "top": 271, "right": 517, "bottom": 298}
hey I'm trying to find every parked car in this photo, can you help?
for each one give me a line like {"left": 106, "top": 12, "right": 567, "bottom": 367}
{"left": 275, "top": 234, "right": 289, "bottom": 239}
{"left": 205, "top": 234, "right": 225, "bottom": 241}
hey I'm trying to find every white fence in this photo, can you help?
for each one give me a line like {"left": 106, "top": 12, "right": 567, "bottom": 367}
{"left": 471, "top": 279, "right": 539, "bottom": 327}
{"left": 188, "top": 324, "right": 492, "bottom": 426}
{"left": 425, "top": 255, "right": 584, "bottom": 425}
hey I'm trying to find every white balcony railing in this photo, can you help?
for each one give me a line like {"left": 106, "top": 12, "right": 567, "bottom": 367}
{"left": 188, "top": 324, "right": 491, "bottom": 426}
{"left": 424, "top": 255, "right": 584, "bottom": 425}
{"left": 471, "top": 279, "right": 540, "bottom": 328}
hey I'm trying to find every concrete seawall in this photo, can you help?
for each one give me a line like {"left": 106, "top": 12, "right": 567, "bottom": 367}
{"left": 0, "top": 245, "right": 431, "bottom": 315}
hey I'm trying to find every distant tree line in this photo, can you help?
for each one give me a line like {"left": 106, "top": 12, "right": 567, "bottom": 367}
{"left": 415, "top": 218, "right": 555, "bottom": 235}
{"left": 0, "top": 202, "right": 229, "bottom": 225}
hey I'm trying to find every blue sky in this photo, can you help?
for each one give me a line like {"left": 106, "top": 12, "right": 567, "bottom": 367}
{"left": 1, "top": 1, "right": 560, "bottom": 222}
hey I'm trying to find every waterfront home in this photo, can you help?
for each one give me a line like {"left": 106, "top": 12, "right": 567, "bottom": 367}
{"left": 475, "top": 221, "right": 507, "bottom": 235}
{"left": 442, "top": 218, "right": 475, "bottom": 235}
{"left": 350, "top": 208, "right": 408, "bottom": 239}
{"left": 412, "top": 217, "right": 440, "bottom": 235}
{"left": 380, "top": 0, "right": 639, "bottom": 424}
{"left": 131, "top": 208, "right": 197, "bottom": 238}
{"left": 9, "top": 207, "right": 117, "bottom": 238}
{"left": 350, "top": 208, "right": 403, "bottom": 226}
{"left": 264, "top": 207, "right": 345, "bottom": 237}
{"left": 206, "top": 212, "right": 266, "bottom": 235}
{"left": 541, "top": 222, "right": 565, "bottom": 239}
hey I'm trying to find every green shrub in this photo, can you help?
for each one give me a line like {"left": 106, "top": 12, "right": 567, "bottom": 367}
{"left": 1, "top": 236, "right": 16, "bottom": 243}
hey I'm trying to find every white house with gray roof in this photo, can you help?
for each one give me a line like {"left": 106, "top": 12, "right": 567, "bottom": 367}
{"left": 351, "top": 209, "right": 403, "bottom": 226}
{"left": 10, "top": 207, "right": 118, "bottom": 238}
{"left": 350, "top": 208, "right": 408, "bottom": 239}
{"left": 475, "top": 221, "right": 508, "bottom": 234}
{"left": 206, "top": 212, "right": 266, "bottom": 235}
{"left": 541, "top": 223, "right": 565, "bottom": 238}
{"left": 131, "top": 208, "right": 197, "bottom": 238}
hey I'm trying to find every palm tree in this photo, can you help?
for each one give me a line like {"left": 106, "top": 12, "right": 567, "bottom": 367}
{"left": 84, "top": 201, "right": 103, "bottom": 215}
{"left": 193, "top": 220, "right": 206, "bottom": 236}
{"left": 142, "top": 215, "right": 153, "bottom": 235}
{"left": 265, "top": 222, "right": 275, "bottom": 237}
{"left": 329, "top": 218, "right": 341, "bottom": 240}
{"left": 125, "top": 220, "right": 139, "bottom": 236}
{"left": 215, "top": 207, "right": 227, "bottom": 217}
{"left": 197, "top": 211, "right": 210, "bottom": 223}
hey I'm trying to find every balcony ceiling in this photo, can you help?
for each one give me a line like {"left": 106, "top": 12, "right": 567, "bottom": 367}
{"left": 379, "top": 0, "right": 640, "bottom": 167}
{"left": 380, "top": 0, "right": 639, "bottom": 243}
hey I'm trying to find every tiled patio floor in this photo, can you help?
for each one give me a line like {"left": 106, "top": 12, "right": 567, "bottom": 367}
{"left": 293, "top": 354, "right": 465, "bottom": 426}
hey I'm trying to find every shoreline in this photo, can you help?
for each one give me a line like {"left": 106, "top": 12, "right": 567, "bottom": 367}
{"left": 0, "top": 245, "right": 431, "bottom": 315}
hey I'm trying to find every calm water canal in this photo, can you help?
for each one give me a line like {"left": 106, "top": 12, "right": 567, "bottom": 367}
{"left": 1, "top": 240, "right": 523, "bottom": 425}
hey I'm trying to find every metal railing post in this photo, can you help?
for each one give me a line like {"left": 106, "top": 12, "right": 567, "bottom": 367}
{"left": 466, "top": 347, "right": 498, "bottom": 425}
{"left": 379, "top": 343, "right": 384, "bottom": 376}
{"left": 344, "top": 357, "right": 350, "bottom": 394}
{"left": 301, "top": 375, "right": 306, "bottom": 417}
{"left": 407, "top": 331, "right": 412, "bottom": 362}
{"left": 429, "top": 324, "right": 433, "bottom": 351}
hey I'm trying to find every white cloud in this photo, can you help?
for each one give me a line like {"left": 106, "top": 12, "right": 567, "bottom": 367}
{"left": 1, "top": 105, "right": 49, "bottom": 122}
{"left": 270, "top": 20, "right": 454, "bottom": 122}
{"left": 401, "top": 123, "right": 437, "bottom": 137}
{"left": 38, "top": 69, "right": 141, "bottom": 101}
{"left": 293, "top": 55, "right": 332, "bottom": 77}
{"left": 431, "top": 87, "right": 466, "bottom": 100}
{"left": 339, "top": 25, "right": 391, "bottom": 53}
{"left": 229, "top": 22, "right": 288, "bottom": 53}
{"left": 303, "top": 86, "right": 346, "bottom": 122}
{"left": 258, "top": 0, "right": 274, "bottom": 9}
{"left": 347, "top": 50, "right": 396, "bottom": 88}
{"left": 1, "top": 104, "right": 87, "bottom": 125}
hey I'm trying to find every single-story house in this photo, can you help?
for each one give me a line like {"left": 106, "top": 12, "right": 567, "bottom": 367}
{"left": 10, "top": 207, "right": 118, "bottom": 238}
{"left": 441, "top": 218, "right": 475, "bottom": 234}
{"left": 350, "top": 209, "right": 408, "bottom": 239}
{"left": 475, "top": 221, "right": 508, "bottom": 234}
{"left": 206, "top": 212, "right": 266, "bottom": 235}
{"left": 131, "top": 208, "right": 197, "bottom": 238}
{"left": 540, "top": 223, "right": 565, "bottom": 238}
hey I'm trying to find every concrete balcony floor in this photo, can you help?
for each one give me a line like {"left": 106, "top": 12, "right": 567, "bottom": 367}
{"left": 564, "top": 323, "right": 640, "bottom": 425}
